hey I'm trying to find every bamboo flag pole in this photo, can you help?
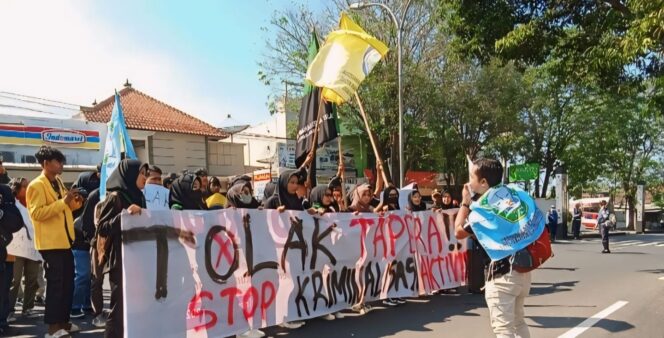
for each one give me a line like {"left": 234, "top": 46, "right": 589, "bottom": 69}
{"left": 337, "top": 134, "right": 347, "bottom": 209}
{"left": 354, "top": 92, "right": 389, "bottom": 184}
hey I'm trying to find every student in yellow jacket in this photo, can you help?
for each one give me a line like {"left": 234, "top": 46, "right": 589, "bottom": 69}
{"left": 205, "top": 176, "right": 226, "bottom": 210}
{"left": 26, "top": 146, "right": 83, "bottom": 338}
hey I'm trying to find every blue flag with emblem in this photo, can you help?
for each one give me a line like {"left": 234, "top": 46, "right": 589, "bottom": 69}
{"left": 99, "top": 91, "right": 137, "bottom": 199}
{"left": 468, "top": 185, "right": 546, "bottom": 261}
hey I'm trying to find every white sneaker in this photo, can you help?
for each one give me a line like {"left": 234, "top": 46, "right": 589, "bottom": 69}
{"left": 382, "top": 298, "right": 398, "bottom": 307}
{"left": 44, "top": 329, "right": 70, "bottom": 338}
{"left": 321, "top": 313, "right": 336, "bottom": 321}
{"left": 6, "top": 313, "right": 16, "bottom": 323}
{"left": 351, "top": 304, "right": 372, "bottom": 315}
{"left": 279, "top": 320, "right": 305, "bottom": 329}
{"left": 238, "top": 329, "right": 265, "bottom": 338}
{"left": 67, "top": 323, "right": 80, "bottom": 333}
{"left": 92, "top": 314, "right": 106, "bottom": 328}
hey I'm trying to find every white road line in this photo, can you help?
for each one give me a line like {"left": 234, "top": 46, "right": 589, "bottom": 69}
{"left": 558, "top": 301, "right": 629, "bottom": 338}
{"left": 612, "top": 240, "right": 640, "bottom": 244}
{"left": 615, "top": 241, "right": 643, "bottom": 247}
{"left": 637, "top": 242, "right": 658, "bottom": 247}
{"left": 659, "top": 276, "right": 664, "bottom": 280}
{"left": 657, "top": 243, "right": 664, "bottom": 247}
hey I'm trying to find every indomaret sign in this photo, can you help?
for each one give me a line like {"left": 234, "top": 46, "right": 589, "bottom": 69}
{"left": 121, "top": 208, "right": 467, "bottom": 337}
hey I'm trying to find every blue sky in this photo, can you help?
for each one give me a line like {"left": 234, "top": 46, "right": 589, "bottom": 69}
{"left": 0, "top": 0, "right": 327, "bottom": 126}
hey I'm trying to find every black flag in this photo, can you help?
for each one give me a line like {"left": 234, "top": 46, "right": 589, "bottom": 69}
{"left": 295, "top": 31, "right": 339, "bottom": 171}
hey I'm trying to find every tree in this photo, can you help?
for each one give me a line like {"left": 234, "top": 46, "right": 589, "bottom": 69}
{"left": 518, "top": 66, "right": 590, "bottom": 197}
{"left": 439, "top": 0, "right": 664, "bottom": 89}
{"left": 259, "top": 0, "right": 461, "bottom": 184}
{"left": 574, "top": 85, "right": 664, "bottom": 228}
{"left": 432, "top": 58, "right": 528, "bottom": 162}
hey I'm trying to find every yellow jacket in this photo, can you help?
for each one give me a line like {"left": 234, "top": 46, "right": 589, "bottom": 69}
{"left": 26, "top": 174, "right": 80, "bottom": 250}
{"left": 206, "top": 193, "right": 227, "bottom": 209}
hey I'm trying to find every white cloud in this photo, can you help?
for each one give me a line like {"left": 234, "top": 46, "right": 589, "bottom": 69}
{"left": 0, "top": 0, "right": 251, "bottom": 126}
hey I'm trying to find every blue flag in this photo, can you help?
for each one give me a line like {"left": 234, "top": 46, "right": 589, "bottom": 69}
{"left": 99, "top": 91, "right": 137, "bottom": 199}
{"left": 468, "top": 184, "right": 546, "bottom": 261}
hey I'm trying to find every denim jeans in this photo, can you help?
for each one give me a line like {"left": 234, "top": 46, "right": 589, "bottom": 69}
{"left": 72, "top": 249, "right": 91, "bottom": 311}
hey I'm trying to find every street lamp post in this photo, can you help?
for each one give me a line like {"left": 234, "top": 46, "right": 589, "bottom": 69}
{"left": 350, "top": 0, "right": 412, "bottom": 188}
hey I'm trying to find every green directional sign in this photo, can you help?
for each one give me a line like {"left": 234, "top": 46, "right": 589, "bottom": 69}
{"left": 509, "top": 163, "right": 540, "bottom": 182}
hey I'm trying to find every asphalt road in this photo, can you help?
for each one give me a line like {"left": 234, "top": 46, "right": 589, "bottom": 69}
{"left": 7, "top": 233, "right": 664, "bottom": 338}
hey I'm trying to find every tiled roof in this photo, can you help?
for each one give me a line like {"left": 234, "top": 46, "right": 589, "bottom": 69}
{"left": 81, "top": 87, "right": 226, "bottom": 138}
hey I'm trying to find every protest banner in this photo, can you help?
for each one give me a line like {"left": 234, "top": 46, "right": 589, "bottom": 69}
{"left": 143, "top": 184, "right": 170, "bottom": 210}
{"left": 121, "top": 208, "right": 466, "bottom": 337}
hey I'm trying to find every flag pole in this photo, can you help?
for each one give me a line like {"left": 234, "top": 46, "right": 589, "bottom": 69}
{"left": 337, "top": 135, "right": 347, "bottom": 210}
{"left": 354, "top": 92, "right": 389, "bottom": 184}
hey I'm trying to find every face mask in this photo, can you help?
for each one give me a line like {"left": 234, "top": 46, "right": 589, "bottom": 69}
{"left": 240, "top": 193, "right": 253, "bottom": 204}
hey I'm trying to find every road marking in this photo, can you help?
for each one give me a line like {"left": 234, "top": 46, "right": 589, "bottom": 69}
{"left": 558, "top": 301, "right": 628, "bottom": 338}
{"left": 657, "top": 243, "right": 664, "bottom": 247}
{"left": 615, "top": 241, "right": 643, "bottom": 247}
{"left": 659, "top": 276, "right": 664, "bottom": 280}
{"left": 637, "top": 242, "right": 658, "bottom": 247}
{"left": 613, "top": 240, "right": 640, "bottom": 244}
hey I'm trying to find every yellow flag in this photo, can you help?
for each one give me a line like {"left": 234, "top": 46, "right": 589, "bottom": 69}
{"left": 305, "top": 13, "right": 389, "bottom": 105}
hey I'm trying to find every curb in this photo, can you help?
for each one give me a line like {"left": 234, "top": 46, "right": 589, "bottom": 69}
{"left": 576, "top": 231, "right": 628, "bottom": 239}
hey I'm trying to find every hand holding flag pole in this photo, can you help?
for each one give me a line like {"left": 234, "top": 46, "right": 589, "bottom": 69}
{"left": 355, "top": 92, "right": 390, "bottom": 184}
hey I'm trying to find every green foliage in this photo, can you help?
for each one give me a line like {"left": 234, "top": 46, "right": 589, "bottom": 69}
{"left": 258, "top": 0, "right": 664, "bottom": 197}
{"left": 439, "top": 0, "right": 664, "bottom": 90}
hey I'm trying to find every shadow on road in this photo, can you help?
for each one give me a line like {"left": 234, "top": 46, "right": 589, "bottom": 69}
{"left": 538, "top": 267, "right": 578, "bottom": 272}
{"left": 637, "top": 268, "right": 664, "bottom": 274}
{"left": 609, "top": 251, "right": 647, "bottom": 255}
{"left": 264, "top": 292, "right": 487, "bottom": 338}
{"left": 527, "top": 315, "right": 635, "bottom": 334}
{"left": 529, "top": 281, "right": 579, "bottom": 296}
{"left": 525, "top": 304, "right": 597, "bottom": 308}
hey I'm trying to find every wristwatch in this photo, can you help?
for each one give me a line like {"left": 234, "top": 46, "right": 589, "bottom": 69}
{"left": 461, "top": 202, "right": 471, "bottom": 209}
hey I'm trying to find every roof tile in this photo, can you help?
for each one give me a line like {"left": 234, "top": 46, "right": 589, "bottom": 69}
{"left": 81, "top": 87, "right": 226, "bottom": 138}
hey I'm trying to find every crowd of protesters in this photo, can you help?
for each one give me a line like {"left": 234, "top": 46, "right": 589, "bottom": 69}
{"left": 1, "top": 146, "right": 556, "bottom": 338}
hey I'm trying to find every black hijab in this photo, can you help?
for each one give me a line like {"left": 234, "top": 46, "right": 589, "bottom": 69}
{"left": 169, "top": 174, "right": 206, "bottom": 210}
{"left": 226, "top": 180, "right": 260, "bottom": 209}
{"left": 408, "top": 191, "right": 427, "bottom": 211}
{"left": 276, "top": 170, "right": 304, "bottom": 210}
{"left": 381, "top": 186, "right": 400, "bottom": 211}
{"left": 328, "top": 176, "right": 342, "bottom": 190}
{"left": 310, "top": 186, "right": 332, "bottom": 210}
{"left": 230, "top": 175, "right": 252, "bottom": 188}
{"left": 105, "top": 159, "right": 146, "bottom": 207}
{"left": 262, "top": 182, "right": 277, "bottom": 207}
